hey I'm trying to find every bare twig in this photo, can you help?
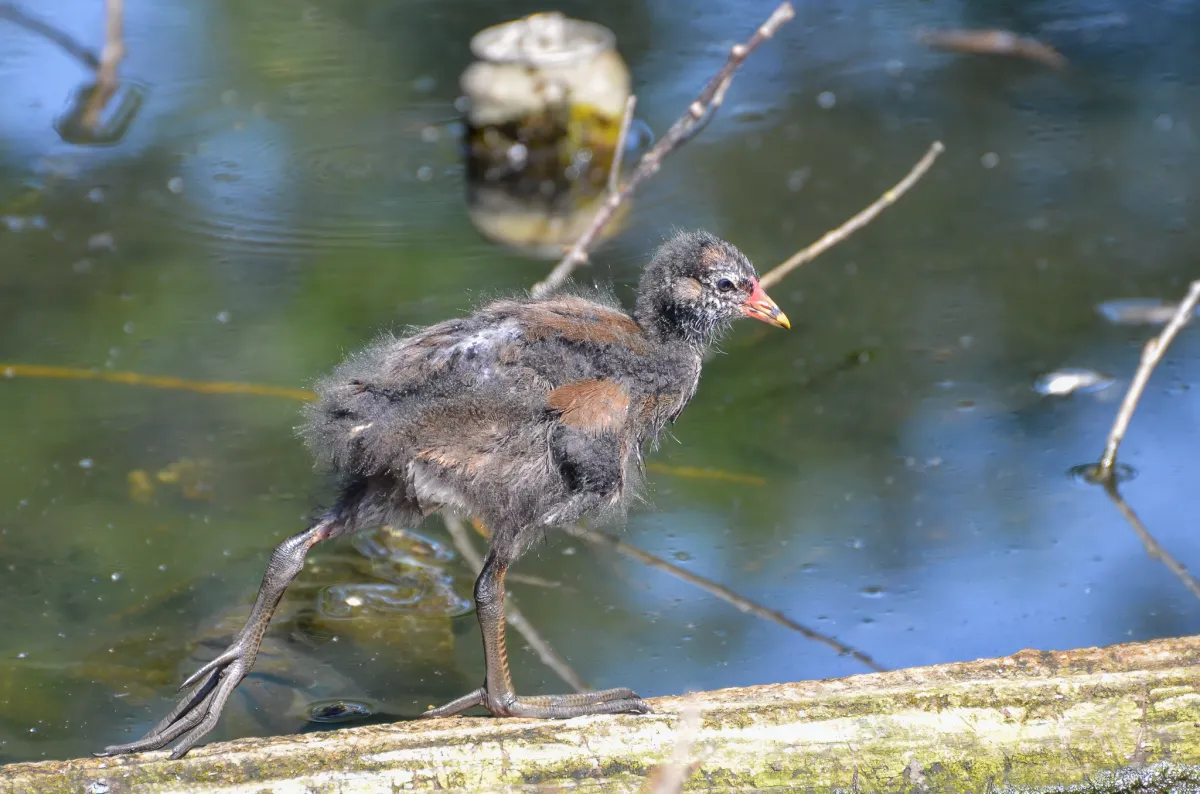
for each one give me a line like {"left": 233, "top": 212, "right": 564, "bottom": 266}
{"left": 530, "top": 1, "right": 796, "bottom": 298}
{"left": 1102, "top": 482, "right": 1200, "bottom": 601}
{"left": 1097, "top": 280, "right": 1200, "bottom": 481}
{"left": 640, "top": 703, "right": 707, "bottom": 793}
{"left": 760, "top": 141, "right": 945, "bottom": 289}
{"left": 0, "top": 2, "right": 100, "bottom": 68}
{"left": 566, "top": 525, "right": 886, "bottom": 672}
{"left": 441, "top": 514, "right": 589, "bottom": 693}
{"left": 82, "top": 0, "right": 125, "bottom": 131}
{"left": 608, "top": 95, "right": 638, "bottom": 195}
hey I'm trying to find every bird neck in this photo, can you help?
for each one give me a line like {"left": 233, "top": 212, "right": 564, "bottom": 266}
{"left": 634, "top": 292, "right": 716, "bottom": 350}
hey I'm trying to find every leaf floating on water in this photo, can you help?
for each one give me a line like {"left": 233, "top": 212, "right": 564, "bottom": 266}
{"left": 1033, "top": 368, "right": 1115, "bottom": 397}
{"left": 1096, "top": 298, "right": 1196, "bottom": 326}
{"left": 917, "top": 28, "right": 1067, "bottom": 69}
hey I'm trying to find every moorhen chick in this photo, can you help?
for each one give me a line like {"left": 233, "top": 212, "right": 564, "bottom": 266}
{"left": 98, "top": 230, "right": 788, "bottom": 759}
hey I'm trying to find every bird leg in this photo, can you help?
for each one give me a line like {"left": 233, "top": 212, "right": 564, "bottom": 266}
{"left": 97, "top": 516, "right": 342, "bottom": 759}
{"left": 421, "top": 542, "right": 651, "bottom": 719}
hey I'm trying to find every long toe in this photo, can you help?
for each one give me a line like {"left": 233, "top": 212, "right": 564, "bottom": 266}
{"left": 419, "top": 687, "right": 486, "bottom": 720}
{"left": 506, "top": 691, "right": 653, "bottom": 719}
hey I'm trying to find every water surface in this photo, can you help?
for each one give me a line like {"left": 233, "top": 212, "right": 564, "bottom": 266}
{"left": 1, "top": 0, "right": 1199, "bottom": 765}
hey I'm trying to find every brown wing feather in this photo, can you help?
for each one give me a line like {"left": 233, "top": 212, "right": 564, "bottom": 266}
{"left": 520, "top": 298, "right": 649, "bottom": 354}
{"left": 547, "top": 380, "right": 630, "bottom": 434}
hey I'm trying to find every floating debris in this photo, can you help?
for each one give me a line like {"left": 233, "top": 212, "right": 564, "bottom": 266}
{"left": 155, "top": 458, "right": 214, "bottom": 500}
{"left": 306, "top": 699, "right": 374, "bottom": 724}
{"left": 318, "top": 581, "right": 472, "bottom": 620}
{"left": 127, "top": 470, "right": 154, "bottom": 503}
{"left": 1069, "top": 462, "right": 1137, "bottom": 486}
{"left": 127, "top": 458, "right": 214, "bottom": 503}
{"left": 1096, "top": 298, "right": 1196, "bottom": 326}
{"left": 87, "top": 232, "right": 116, "bottom": 252}
{"left": 917, "top": 29, "right": 1067, "bottom": 69}
{"left": 460, "top": 12, "right": 633, "bottom": 257}
{"left": 1033, "top": 368, "right": 1115, "bottom": 397}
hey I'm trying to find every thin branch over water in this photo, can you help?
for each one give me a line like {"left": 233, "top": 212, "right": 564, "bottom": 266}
{"left": 760, "top": 141, "right": 945, "bottom": 289}
{"left": 565, "top": 525, "right": 886, "bottom": 673}
{"left": 81, "top": 0, "right": 125, "bottom": 131}
{"left": 531, "top": 1, "right": 797, "bottom": 298}
{"left": 1096, "top": 280, "right": 1200, "bottom": 482}
{"left": 640, "top": 703, "right": 707, "bottom": 793}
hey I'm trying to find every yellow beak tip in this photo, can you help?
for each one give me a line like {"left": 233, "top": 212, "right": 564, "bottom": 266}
{"left": 775, "top": 312, "right": 791, "bottom": 330}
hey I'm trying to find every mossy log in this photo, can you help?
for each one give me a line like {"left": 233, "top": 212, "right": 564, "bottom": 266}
{"left": 5, "top": 635, "right": 1200, "bottom": 793}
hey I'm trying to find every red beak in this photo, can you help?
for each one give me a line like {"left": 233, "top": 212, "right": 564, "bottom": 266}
{"left": 740, "top": 280, "right": 790, "bottom": 329}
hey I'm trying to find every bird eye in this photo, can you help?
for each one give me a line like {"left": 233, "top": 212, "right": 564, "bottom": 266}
{"left": 716, "top": 278, "right": 735, "bottom": 293}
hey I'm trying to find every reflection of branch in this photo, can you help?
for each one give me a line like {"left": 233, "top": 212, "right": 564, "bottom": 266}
{"left": 530, "top": 1, "right": 796, "bottom": 298}
{"left": 82, "top": 0, "right": 125, "bottom": 131}
{"left": 1104, "top": 482, "right": 1200, "bottom": 601}
{"left": 565, "top": 525, "right": 886, "bottom": 673}
{"left": 759, "top": 142, "right": 945, "bottom": 289}
{"left": 1097, "top": 280, "right": 1200, "bottom": 482}
{"left": 0, "top": 2, "right": 100, "bottom": 68}
{"left": 441, "top": 514, "right": 588, "bottom": 693}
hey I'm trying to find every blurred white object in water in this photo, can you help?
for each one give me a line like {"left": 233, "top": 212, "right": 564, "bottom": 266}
{"left": 1034, "top": 368, "right": 1115, "bottom": 397}
{"left": 1096, "top": 298, "right": 1197, "bottom": 326}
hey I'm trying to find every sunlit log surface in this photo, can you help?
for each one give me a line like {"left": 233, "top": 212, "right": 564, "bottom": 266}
{"left": 4, "top": 635, "right": 1200, "bottom": 793}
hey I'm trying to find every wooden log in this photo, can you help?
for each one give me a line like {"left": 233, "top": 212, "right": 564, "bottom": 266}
{"left": 4, "top": 635, "right": 1200, "bottom": 793}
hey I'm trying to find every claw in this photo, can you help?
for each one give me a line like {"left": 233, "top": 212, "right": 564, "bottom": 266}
{"left": 98, "top": 645, "right": 254, "bottom": 757}
{"left": 97, "top": 520, "right": 332, "bottom": 759}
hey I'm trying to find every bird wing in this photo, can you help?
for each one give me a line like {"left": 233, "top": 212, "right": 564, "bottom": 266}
{"left": 347, "top": 296, "right": 647, "bottom": 392}
{"left": 545, "top": 379, "right": 631, "bottom": 435}
{"left": 305, "top": 295, "right": 666, "bottom": 478}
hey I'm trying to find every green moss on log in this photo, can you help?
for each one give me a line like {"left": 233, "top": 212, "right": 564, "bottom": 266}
{"left": 4, "top": 635, "right": 1200, "bottom": 793}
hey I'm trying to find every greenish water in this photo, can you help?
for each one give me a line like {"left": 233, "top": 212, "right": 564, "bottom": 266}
{"left": 1, "top": 0, "right": 1199, "bottom": 777}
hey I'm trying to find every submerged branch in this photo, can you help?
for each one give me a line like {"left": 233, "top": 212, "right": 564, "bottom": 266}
{"left": 1104, "top": 483, "right": 1200, "bottom": 602}
{"left": 566, "top": 525, "right": 886, "bottom": 673}
{"left": 441, "top": 514, "right": 588, "bottom": 693}
{"left": 0, "top": 2, "right": 100, "bottom": 68}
